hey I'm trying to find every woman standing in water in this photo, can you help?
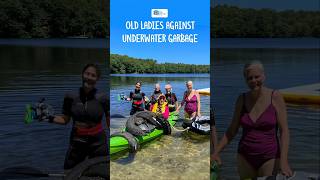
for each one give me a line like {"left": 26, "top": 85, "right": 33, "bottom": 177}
{"left": 46, "top": 64, "right": 107, "bottom": 171}
{"left": 176, "top": 80, "right": 201, "bottom": 119}
{"left": 212, "top": 61, "right": 292, "bottom": 179}
{"left": 126, "top": 81, "right": 147, "bottom": 115}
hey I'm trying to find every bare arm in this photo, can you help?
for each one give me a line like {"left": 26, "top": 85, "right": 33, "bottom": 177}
{"left": 176, "top": 93, "right": 185, "bottom": 112}
{"left": 196, "top": 91, "right": 201, "bottom": 116}
{"left": 273, "top": 90, "right": 292, "bottom": 176}
{"left": 175, "top": 101, "right": 179, "bottom": 111}
{"left": 126, "top": 92, "right": 133, "bottom": 101}
{"left": 51, "top": 115, "right": 71, "bottom": 125}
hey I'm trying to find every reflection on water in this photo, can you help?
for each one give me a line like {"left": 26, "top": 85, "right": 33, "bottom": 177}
{"left": 0, "top": 44, "right": 107, "bottom": 174}
{"left": 110, "top": 75, "right": 210, "bottom": 179}
{"left": 212, "top": 48, "right": 319, "bottom": 179}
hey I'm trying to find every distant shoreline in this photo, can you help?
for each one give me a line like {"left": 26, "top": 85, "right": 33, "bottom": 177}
{"left": 111, "top": 54, "right": 209, "bottom": 74}
{"left": 211, "top": 5, "right": 320, "bottom": 38}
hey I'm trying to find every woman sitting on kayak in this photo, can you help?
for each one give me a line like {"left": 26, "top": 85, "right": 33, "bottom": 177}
{"left": 150, "top": 94, "right": 169, "bottom": 120}
{"left": 212, "top": 61, "right": 292, "bottom": 179}
{"left": 45, "top": 64, "right": 107, "bottom": 172}
{"left": 176, "top": 80, "right": 201, "bottom": 119}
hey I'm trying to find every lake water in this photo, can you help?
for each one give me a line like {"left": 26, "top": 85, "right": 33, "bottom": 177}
{"left": 0, "top": 38, "right": 319, "bottom": 179}
{"left": 0, "top": 44, "right": 107, "bottom": 177}
{"left": 110, "top": 74, "right": 211, "bottom": 180}
{"left": 212, "top": 48, "right": 320, "bottom": 179}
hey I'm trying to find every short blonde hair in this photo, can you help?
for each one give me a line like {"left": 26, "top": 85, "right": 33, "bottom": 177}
{"left": 243, "top": 61, "right": 264, "bottom": 77}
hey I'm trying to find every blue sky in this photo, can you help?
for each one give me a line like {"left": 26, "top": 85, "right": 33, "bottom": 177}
{"left": 111, "top": 0, "right": 210, "bottom": 65}
{"left": 212, "top": 0, "right": 320, "bottom": 11}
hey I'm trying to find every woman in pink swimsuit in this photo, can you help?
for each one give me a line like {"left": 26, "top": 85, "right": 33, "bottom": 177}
{"left": 176, "top": 80, "right": 201, "bottom": 119}
{"left": 212, "top": 61, "right": 292, "bottom": 179}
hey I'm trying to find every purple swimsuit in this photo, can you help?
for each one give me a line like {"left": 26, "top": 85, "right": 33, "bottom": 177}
{"left": 183, "top": 94, "right": 198, "bottom": 115}
{"left": 238, "top": 91, "right": 280, "bottom": 170}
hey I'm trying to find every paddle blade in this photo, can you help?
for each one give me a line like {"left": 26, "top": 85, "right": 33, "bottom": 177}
{"left": 24, "top": 104, "right": 34, "bottom": 124}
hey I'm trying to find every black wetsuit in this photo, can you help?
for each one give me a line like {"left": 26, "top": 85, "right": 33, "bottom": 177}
{"left": 165, "top": 92, "right": 178, "bottom": 112}
{"left": 129, "top": 89, "right": 145, "bottom": 115}
{"left": 63, "top": 87, "right": 107, "bottom": 170}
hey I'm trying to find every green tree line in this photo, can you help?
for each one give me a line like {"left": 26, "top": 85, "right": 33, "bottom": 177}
{"left": 2, "top": 1, "right": 318, "bottom": 38}
{"left": 0, "top": 0, "right": 108, "bottom": 38}
{"left": 111, "top": 54, "right": 209, "bottom": 74}
{"left": 211, "top": 5, "right": 320, "bottom": 38}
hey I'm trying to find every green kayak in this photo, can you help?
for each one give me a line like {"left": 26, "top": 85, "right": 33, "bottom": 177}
{"left": 110, "top": 112, "right": 179, "bottom": 155}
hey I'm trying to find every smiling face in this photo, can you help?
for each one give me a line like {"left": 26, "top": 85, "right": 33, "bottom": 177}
{"left": 244, "top": 64, "right": 265, "bottom": 90}
{"left": 82, "top": 66, "right": 98, "bottom": 90}
{"left": 135, "top": 82, "right": 141, "bottom": 91}
{"left": 186, "top": 81, "right": 193, "bottom": 91}
{"left": 155, "top": 83, "right": 160, "bottom": 91}
{"left": 165, "top": 84, "right": 171, "bottom": 93}
{"left": 158, "top": 95, "right": 166, "bottom": 105}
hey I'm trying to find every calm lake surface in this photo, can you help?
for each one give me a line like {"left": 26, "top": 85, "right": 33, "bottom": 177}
{"left": 0, "top": 38, "right": 319, "bottom": 179}
{"left": 0, "top": 42, "right": 107, "bottom": 178}
{"left": 212, "top": 48, "right": 320, "bottom": 179}
{"left": 110, "top": 74, "right": 211, "bottom": 180}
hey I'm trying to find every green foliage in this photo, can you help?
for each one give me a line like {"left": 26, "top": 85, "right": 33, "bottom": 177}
{"left": 0, "top": 0, "right": 108, "bottom": 38}
{"left": 212, "top": 5, "right": 320, "bottom": 38}
{"left": 111, "top": 54, "right": 209, "bottom": 74}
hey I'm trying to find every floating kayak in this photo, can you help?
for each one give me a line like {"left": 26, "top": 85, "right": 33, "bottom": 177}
{"left": 197, "top": 88, "right": 210, "bottom": 96}
{"left": 182, "top": 116, "right": 211, "bottom": 135}
{"left": 110, "top": 112, "right": 179, "bottom": 155}
{"left": 280, "top": 83, "right": 320, "bottom": 105}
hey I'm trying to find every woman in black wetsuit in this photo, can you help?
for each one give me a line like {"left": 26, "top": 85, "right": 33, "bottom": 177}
{"left": 127, "top": 81, "right": 147, "bottom": 115}
{"left": 48, "top": 64, "right": 107, "bottom": 171}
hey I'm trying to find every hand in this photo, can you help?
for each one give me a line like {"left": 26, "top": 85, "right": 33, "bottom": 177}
{"left": 197, "top": 112, "right": 201, "bottom": 117}
{"left": 211, "top": 152, "right": 222, "bottom": 166}
{"left": 280, "top": 160, "right": 293, "bottom": 177}
{"left": 37, "top": 103, "right": 54, "bottom": 122}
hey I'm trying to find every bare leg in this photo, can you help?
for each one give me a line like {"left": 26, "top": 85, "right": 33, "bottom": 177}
{"left": 189, "top": 112, "right": 197, "bottom": 119}
{"left": 237, "top": 154, "right": 257, "bottom": 180}
{"left": 257, "top": 158, "right": 279, "bottom": 177}
{"left": 184, "top": 112, "right": 196, "bottom": 119}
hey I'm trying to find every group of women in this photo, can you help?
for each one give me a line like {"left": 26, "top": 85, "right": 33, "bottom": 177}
{"left": 127, "top": 80, "right": 202, "bottom": 120}
{"left": 38, "top": 61, "right": 293, "bottom": 179}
